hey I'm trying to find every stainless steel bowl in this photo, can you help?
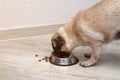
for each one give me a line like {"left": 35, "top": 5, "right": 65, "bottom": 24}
{"left": 49, "top": 54, "right": 79, "bottom": 66}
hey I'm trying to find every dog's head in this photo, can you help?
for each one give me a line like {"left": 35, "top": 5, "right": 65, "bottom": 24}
{"left": 51, "top": 27, "right": 72, "bottom": 56}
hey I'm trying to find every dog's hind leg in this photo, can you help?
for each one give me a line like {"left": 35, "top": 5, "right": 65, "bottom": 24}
{"left": 80, "top": 41, "right": 103, "bottom": 67}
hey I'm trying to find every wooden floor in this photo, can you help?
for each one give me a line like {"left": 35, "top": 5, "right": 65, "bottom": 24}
{"left": 0, "top": 33, "right": 120, "bottom": 80}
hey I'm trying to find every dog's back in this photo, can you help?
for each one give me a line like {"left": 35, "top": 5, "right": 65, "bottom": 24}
{"left": 78, "top": 0, "right": 120, "bottom": 42}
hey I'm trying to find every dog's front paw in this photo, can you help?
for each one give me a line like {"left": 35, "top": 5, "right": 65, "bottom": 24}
{"left": 80, "top": 60, "right": 96, "bottom": 67}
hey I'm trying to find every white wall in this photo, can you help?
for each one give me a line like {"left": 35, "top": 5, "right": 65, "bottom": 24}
{"left": 0, "top": 0, "right": 101, "bottom": 30}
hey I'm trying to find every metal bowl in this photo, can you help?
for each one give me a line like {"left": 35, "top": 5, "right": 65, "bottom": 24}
{"left": 49, "top": 54, "right": 79, "bottom": 66}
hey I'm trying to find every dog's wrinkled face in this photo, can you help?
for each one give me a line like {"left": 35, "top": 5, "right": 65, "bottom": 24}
{"left": 51, "top": 34, "right": 70, "bottom": 57}
{"left": 52, "top": 36, "right": 65, "bottom": 52}
{"left": 52, "top": 35, "right": 67, "bottom": 52}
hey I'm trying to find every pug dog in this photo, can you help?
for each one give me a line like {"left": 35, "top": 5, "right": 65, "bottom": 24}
{"left": 51, "top": 0, "right": 120, "bottom": 67}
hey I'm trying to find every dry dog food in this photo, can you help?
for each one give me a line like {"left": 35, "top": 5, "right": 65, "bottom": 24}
{"left": 52, "top": 52, "right": 70, "bottom": 58}
{"left": 44, "top": 56, "right": 50, "bottom": 62}
{"left": 35, "top": 55, "right": 50, "bottom": 62}
{"left": 38, "top": 60, "right": 41, "bottom": 62}
{"left": 42, "top": 58, "right": 45, "bottom": 60}
{"left": 35, "top": 55, "right": 38, "bottom": 57}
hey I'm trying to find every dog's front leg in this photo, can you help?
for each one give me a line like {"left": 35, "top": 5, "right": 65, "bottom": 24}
{"left": 80, "top": 42, "right": 103, "bottom": 67}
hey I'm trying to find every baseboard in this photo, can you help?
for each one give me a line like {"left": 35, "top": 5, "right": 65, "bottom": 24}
{"left": 0, "top": 24, "right": 64, "bottom": 41}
